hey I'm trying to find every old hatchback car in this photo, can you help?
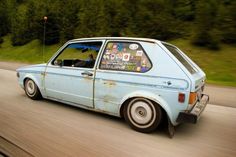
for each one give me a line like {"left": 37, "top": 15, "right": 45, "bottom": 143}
{"left": 17, "top": 37, "right": 209, "bottom": 136}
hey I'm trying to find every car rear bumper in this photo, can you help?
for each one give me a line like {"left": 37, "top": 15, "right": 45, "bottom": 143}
{"left": 176, "top": 94, "right": 209, "bottom": 124}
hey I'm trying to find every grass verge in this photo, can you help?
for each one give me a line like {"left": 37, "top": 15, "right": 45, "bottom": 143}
{"left": 0, "top": 35, "right": 60, "bottom": 63}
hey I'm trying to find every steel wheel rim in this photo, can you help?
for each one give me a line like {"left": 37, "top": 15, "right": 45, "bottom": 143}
{"left": 26, "top": 80, "right": 36, "bottom": 96}
{"left": 128, "top": 98, "right": 156, "bottom": 128}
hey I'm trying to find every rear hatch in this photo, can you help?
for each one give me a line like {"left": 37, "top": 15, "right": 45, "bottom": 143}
{"left": 162, "top": 42, "right": 206, "bottom": 100}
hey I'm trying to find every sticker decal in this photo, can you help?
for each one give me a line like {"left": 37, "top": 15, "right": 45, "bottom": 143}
{"left": 116, "top": 53, "right": 123, "bottom": 60}
{"left": 122, "top": 53, "right": 130, "bottom": 62}
{"left": 110, "top": 54, "right": 115, "bottom": 60}
{"left": 107, "top": 43, "right": 113, "bottom": 49}
{"left": 136, "top": 67, "right": 141, "bottom": 72}
{"left": 117, "top": 43, "right": 123, "bottom": 51}
{"left": 129, "top": 44, "right": 139, "bottom": 50}
{"left": 112, "top": 44, "right": 118, "bottom": 49}
{"left": 105, "top": 50, "right": 110, "bottom": 54}
{"left": 136, "top": 50, "right": 143, "bottom": 56}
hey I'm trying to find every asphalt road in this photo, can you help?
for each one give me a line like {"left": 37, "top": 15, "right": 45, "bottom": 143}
{"left": 0, "top": 69, "right": 236, "bottom": 157}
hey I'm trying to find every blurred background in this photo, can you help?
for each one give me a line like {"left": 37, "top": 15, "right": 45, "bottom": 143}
{"left": 0, "top": 0, "right": 235, "bottom": 86}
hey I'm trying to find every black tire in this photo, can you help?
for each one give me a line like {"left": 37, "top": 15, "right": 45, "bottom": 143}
{"left": 24, "top": 79, "right": 42, "bottom": 100}
{"left": 124, "top": 98, "right": 162, "bottom": 133}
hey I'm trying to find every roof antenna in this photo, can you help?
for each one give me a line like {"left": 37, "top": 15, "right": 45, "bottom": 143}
{"left": 43, "top": 16, "right": 48, "bottom": 63}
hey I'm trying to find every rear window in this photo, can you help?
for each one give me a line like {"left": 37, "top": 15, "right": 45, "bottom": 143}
{"left": 163, "top": 43, "right": 197, "bottom": 74}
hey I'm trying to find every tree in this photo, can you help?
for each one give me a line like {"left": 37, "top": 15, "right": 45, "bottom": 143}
{"left": 11, "top": 4, "right": 32, "bottom": 45}
{"left": 127, "top": 0, "right": 182, "bottom": 40}
{"left": 57, "top": 0, "right": 80, "bottom": 42}
{"left": 74, "top": 0, "right": 106, "bottom": 38}
{"left": 219, "top": 1, "right": 236, "bottom": 44}
{"left": 192, "top": 0, "right": 220, "bottom": 50}
{"left": 167, "top": 0, "right": 196, "bottom": 21}
{"left": 0, "top": 0, "right": 10, "bottom": 37}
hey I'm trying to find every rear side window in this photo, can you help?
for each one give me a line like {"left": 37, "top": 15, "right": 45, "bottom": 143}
{"left": 163, "top": 43, "right": 197, "bottom": 74}
{"left": 100, "top": 42, "right": 152, "bottom": 73}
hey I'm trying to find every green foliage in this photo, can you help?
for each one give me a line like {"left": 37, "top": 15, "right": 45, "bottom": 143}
{"left": 0, "top": 37, "right": 3, "bottom": 44}
{"left": 74, "top": 0, "right": 102, "bottom": 37}
{"left": 0, "top": 0, "right": 10, "bottom": 36}
{"left": 0, "top": 0, "right": 235, "bottom": 47}
{"left": 192, "top": 0, "right": 220, "bottom": 50}
{"left": 130, "top": 0, "right": 183, "bottom": 39}
{"left": 58, "top": 0, "right": 80, "bottom": 42}
{"left": 167, "top": 0, "right": 196, "bottom": 21}
{"left": 11, "top": 5, "right": 32, "bottom": 46}
{"left": 219, "top": 1, "right": 236, "bottom": 44}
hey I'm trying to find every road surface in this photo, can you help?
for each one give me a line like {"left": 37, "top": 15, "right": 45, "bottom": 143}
{"left": 0, "top": 69, "right": 236, "bottom": 157}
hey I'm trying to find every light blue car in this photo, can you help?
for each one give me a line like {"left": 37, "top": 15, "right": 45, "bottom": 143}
{"left": 16, "top": 37, "right": 209, "bottom": 136}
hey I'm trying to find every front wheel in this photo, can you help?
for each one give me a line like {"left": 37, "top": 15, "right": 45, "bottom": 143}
{"left": 124, "top": 98, "right": 162, "bottom": 133}
{"left": 24, "top": 79, "right": 42, "bottom": 100}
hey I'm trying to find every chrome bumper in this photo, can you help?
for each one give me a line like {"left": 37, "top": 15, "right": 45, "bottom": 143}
{"left": 177, "top": 94, "right": 209, "bottom": 124}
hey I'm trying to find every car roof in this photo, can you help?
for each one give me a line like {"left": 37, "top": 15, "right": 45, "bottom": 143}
{"left": 69, "top": 37, "right": 160, "bottom": 43}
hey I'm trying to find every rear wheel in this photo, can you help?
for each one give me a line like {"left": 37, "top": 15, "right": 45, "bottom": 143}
{"left": 124, "top": 98, "right": 162, "bottom": 133}
{"left": 24, "top": 79, "right": 41, "bottom": 100}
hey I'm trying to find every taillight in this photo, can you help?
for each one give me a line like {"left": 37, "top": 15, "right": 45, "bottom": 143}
{"left": 189, "top": 92, "right": 197, "bottom": 104}
{"left": 178, "top": 93, "right": 185, "bottom": 103}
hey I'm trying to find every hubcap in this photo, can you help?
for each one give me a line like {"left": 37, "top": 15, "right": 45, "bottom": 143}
{"left": 26, "top": 80, "right": 35, "bottom": 95}
{"left": 130, "top": 101, "right": 153, "bottom": 125}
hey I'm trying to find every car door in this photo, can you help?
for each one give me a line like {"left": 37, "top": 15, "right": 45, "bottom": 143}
{"left": 44, "top": 40, "right": 104, "bottom": 108}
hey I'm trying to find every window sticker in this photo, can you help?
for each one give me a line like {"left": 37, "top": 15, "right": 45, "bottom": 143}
{"left": 107, "top": 43, "right": 113, "bottom": 49}
{"left": 112, "top": 44, "right": 117, "bottom": 49}
{"left": 115, "top": 53, "right": 123, "bottom": 60}
{"left": 117, "top": 43, "right": 123, "bottom": 51}
{"left": 136, "top": 50, "right": 143, "bottom": 56}
{"left": 122, "top": 53, "right": 130, "bottom": 62}
{"left": 110, "top": 54, "right": 116, "bottom": 60}
{"left": 129, "top": 44, "right": 139, "bottom": 50}
{"left": 136, "top": 67, "right": 141, "bottom": 72}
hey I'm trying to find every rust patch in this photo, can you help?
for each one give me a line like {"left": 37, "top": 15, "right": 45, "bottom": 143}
{"left": 103, "top": 80, "right": 116, "bottom": 88}
{"left": 103, "top": 95, "right": 116, "bottom": 103}
{"left": 82, "top": 76, "right": 93, "bottom": 82}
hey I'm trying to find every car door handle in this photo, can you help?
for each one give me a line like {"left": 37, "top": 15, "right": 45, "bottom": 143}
{"left": 81, "top": 71, "right": 93, "bottom": 77}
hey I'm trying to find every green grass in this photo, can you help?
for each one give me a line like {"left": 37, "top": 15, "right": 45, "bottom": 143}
{"left": 0, "top": 35, "right": 235, "bottom": 87}
{"left": 0, "top": 35, "right": 60, "bottom": 63}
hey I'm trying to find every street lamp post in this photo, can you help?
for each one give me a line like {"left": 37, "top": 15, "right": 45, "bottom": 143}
{"left": 43, "top": 16, "right": 48, "bottom": 63}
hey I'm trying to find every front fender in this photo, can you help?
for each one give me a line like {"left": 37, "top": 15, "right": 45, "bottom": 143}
{"left": 119, "top": 90, "right": 176, "bottom": 125}
{"left": 22, "top": 73, "right": 45, "bottom": 96}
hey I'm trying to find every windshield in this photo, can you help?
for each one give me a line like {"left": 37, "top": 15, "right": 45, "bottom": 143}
{"left": 163, "top": 43, "right": 197, "bottom": 74}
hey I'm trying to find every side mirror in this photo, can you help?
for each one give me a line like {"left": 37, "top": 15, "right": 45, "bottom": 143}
{"left": 54, "top": 59, "right": 62, "bottom": 66}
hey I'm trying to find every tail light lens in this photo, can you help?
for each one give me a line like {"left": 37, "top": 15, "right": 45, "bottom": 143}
{"left": 178, "top": 93, "right": 185, "bottom": 103}
{"left": 189, "top": 92, "right": 197, "bottom": 104}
